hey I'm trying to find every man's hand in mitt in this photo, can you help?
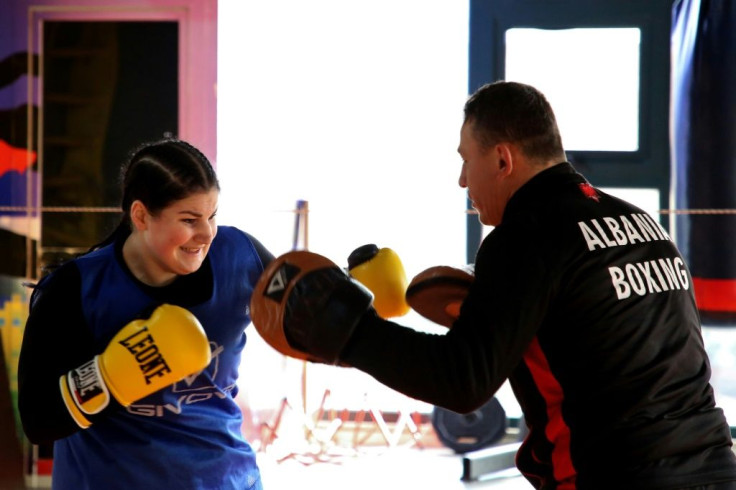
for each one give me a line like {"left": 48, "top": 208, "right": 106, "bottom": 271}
{"left": 250, "top": 250, "right": 374, "bottom": 365}
{"left": 405, "top": 265, "right": 474, "bottom": 328}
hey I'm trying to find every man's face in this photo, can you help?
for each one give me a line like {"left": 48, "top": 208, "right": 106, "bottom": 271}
{"left": 457, "top": 121, "right": 507, "bottom": 226}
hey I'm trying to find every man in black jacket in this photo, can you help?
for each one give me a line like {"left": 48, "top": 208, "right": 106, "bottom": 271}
{"left": 252, "top": 81, "right": 736, "bottom": 489}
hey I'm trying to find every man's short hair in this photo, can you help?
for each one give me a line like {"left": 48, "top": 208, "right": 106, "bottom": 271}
{"left": 464, "top": 81, "right": 565, "bottom": 162}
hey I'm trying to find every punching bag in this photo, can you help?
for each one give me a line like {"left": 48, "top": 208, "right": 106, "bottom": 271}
{"left": 671, "top": 0, "right": 736, "bottom": 325}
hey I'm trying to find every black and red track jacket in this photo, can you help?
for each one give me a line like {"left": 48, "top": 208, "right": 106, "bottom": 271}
{"left": 343, "top": 162, "right": 736, "bottom": 489}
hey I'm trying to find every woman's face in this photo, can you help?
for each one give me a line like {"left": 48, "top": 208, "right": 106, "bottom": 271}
{"left": 134, "top": 189, "right": 219, "bottom": 285}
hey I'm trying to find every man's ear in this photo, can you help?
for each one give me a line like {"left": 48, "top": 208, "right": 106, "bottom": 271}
{"left": 496, "top": 143, "right": 514, "bottom": 175}
{"left": 129, "top": 200, "right": 148, "bottom": 231}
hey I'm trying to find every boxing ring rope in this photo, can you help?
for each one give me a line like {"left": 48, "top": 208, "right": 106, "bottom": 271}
{"left": 466, "top": 208, "right": 736, "bottom": 215}
{"left": 0, "top": 206, "right": 122, "bottom": 212}
{"left": 4, "top": 205, "right": 736, "bottom": 214}
{"left": 657, "top": 209, "right": 736, "bottom": 214}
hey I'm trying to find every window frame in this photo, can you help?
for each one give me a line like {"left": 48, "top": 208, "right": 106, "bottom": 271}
{"left": 466, "top": 0, "right": 673, "bottom": 261}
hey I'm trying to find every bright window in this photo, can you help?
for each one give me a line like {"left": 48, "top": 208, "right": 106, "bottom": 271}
{"left": 505, "top": 28, "right": 641, "bottom": 152}
{"left": 217, "top": 0, "right": 469, "bottom": 412}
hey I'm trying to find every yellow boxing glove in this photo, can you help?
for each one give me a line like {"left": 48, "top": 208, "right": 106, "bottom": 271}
{"left": 60, "top": 304, "right": 211, "bottom": 429}
{"left": 347, "top": 244, "right": 410, "bottom": 319}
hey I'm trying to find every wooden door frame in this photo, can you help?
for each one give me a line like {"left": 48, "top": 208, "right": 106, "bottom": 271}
{"left": 26, "top": 1, "right": 217, "bottom": 165}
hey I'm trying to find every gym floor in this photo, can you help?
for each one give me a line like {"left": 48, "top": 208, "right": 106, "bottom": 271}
{"left": 249, "top": 409, "right": 531, "bottom": 490}
{"left": 256, "top": 445, "right": 530, "bottom": 490}
{"left": 249, "top": 400, "right": 736, "bottom": 490}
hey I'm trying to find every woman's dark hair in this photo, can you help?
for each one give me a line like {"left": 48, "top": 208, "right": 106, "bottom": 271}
{"left": 32, "top": 138, "right": 218, "bottom": 281}
{"left": 90, "top": 138, "right": 220, "bottom": 251}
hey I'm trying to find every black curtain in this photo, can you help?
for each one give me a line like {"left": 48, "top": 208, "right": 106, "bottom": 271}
{"left": 671, "top": 0, "right": 736, "bottom": 325}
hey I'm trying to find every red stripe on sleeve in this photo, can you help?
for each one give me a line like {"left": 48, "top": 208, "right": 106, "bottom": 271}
{"left": 523, "top": 337, "right": 577, "bottom": 487}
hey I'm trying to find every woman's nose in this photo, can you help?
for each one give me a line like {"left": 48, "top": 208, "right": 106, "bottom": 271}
{"left": 197, "top": 221, "right": 216, "bottom": 242}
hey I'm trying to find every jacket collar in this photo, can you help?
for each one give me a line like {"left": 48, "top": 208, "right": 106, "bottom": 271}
{"left": 502, "top": 161, "right": 585, "bottom": 220}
